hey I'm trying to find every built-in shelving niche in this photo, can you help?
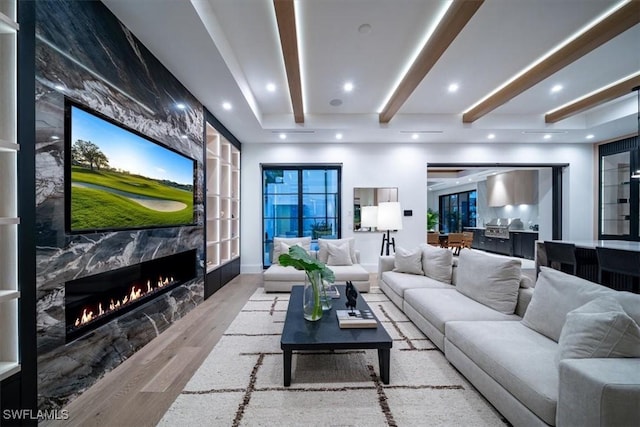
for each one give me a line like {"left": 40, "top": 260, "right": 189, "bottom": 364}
{"left": 0, "top": 1, "right": 20, "bottom": 382}
{"left": 204, "top": 119, "right": 240, "bottom": 298}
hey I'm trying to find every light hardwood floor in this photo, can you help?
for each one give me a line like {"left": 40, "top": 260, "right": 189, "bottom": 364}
{"left": 45, "top": 274, "right": 262, "bottom": 427}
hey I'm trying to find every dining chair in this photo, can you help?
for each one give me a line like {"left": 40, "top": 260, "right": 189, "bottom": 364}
{"left": 462, "top": 231, "right": 474, "bottom": 250}
{"left": 544, "top": 241, "right": 577, "bottom": 275}
{"left": 447, "top": 233, "right": 464, "bottom": 255}
{"left": 427, "top": 232, "right": 439, "bottom": 247}
{"left": 596, "top": 247, "right": 640, "bottom": 293}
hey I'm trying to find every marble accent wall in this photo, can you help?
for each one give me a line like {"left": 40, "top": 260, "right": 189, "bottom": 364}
{"left": 34, "top": 1, "right": 205, "bottom": 409}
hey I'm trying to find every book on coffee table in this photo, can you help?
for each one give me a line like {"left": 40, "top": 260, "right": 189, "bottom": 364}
{"left": 326, "top": 286, "right": 340, "bottom": 299}
{"left": 336, "top": 309, "right": 377, "bottom": 329}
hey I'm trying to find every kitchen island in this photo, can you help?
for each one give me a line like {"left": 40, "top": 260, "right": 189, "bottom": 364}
{"left": 536, "top": 240, "right": 640, "bottom": 293}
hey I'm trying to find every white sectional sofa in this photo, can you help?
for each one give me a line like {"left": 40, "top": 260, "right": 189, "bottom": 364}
{"left": 263, "top": 237, "right": 370, "bottom": 292}
{"left": 379, "top": 245, "right": 640, "bottom": 427}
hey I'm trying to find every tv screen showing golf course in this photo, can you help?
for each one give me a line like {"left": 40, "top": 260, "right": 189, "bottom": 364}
{"left": 66, "top": 102, "right": 196, "bottom": 233}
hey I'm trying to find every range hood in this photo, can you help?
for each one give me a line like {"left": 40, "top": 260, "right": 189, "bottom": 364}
{"left": 486, "top": 170, "right": 538, "bottom": 207}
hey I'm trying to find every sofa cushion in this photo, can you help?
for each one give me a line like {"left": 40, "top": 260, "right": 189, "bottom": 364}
{"left": 382, "top": 271, "right": 454, "bottom": 298}
{"left": 556, "top": 296, "right": 640, "bottom": 366}
{"left": 318, "top": 238, "right": 357, "bottom": 264}
{"left": 403, "top": 288, "right": 520, "bottom": 337}
{"left": 264, "top": 263, "right": 369, "bottom": 283}
{"left": 393, "top": 246, "right": 423, "bottom": 275}
{"left": 263, "top": 264, "right": 307, "bottom": 281}
{"left": 446, "top": 321, "right": 559, "bottom": 425}
{"left": 455, "top": 250, "right": 522, "bottom": 314}
{"left": 325, "top": 264, "right": 369, "bottom": 282}
{"left": 272, "top": 237, "right": 312, "bottom": 264}
{"left": 521, "top": 267, "right": 640, "bottom": 342}
{"left": 419, "top": 243, "right": 453, "bottom": 283}
{"left": 327, "top": 241, "right": 353, "bottom": 266}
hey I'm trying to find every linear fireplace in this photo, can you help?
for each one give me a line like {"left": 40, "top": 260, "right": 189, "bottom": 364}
{"left": 65, "top": 249, "right": 197, "bottom": 342}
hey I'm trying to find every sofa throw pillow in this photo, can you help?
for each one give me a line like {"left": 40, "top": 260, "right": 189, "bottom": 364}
{"left": 273, "top": 236, "right": 312, "bottom": 264}
{"left": 456, "top": 250, "right": 521, "bottom": 314}
{"left": 393, "top": 247, "right": 423, "bottom": 275}
{"left": 318, "top": 238, "right": 357, "bottom": 264}
{"left": 419, "top": 243, "right": 453, "bottom": 283}
{"left": 556, "top": 296, "right": 640, "bottom": 368}
{"left": 522, "top": 267, "right": 617, "bottom": 342}
{"left": 327, "top": 241, "right": 353, "bottom": 266}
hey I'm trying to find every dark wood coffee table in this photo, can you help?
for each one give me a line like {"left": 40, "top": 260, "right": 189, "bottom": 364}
{"left": 280, "top": 285, "right": 392, "bottom": 386}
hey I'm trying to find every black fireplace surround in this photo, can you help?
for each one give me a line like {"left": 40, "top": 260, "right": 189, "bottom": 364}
{"left": 65, "top": 249, "right": 197, "bottom": 342}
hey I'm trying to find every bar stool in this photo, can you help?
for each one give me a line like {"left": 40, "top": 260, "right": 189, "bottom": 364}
{"left": 595, "top": 247, "right": 640, "bottom": 293}
{"left": 544, "top": 241, "right": 577, "bottom": 275}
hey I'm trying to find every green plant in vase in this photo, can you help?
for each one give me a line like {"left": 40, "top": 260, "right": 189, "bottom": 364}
{"left": 279, "top": 245, "right": 335, "bottom": 321}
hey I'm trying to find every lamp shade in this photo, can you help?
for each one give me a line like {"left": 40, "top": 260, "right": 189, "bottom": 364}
{"left": 377, "top": 202, "right": 403, "bottom": 231}
{"left": 361, "top": 206, "right": 378, "bottom": 228}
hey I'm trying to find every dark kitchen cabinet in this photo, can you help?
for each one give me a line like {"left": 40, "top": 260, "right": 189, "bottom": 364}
{"left": 511, "top": 232, "right": 538, "bottom": 260}
{"left": 471, "top": 229, "right": 486, "bottom": 250}
{"left": 494, "top": 238, "right": 512, "bottom": 256}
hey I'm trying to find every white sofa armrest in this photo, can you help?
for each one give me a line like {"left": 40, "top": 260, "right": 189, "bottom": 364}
{"left": 378, "top": 255, "right": 395, "bottom": 278}
{"left": 514, "top": 287, "right": 533, "bottom": 318}
{"left": 557, "top": 358, "right": 640, "bottom": 427}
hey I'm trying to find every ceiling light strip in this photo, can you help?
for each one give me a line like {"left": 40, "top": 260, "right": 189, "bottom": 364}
{"left": 462, "top": 0, "right": 638, "bottom": 123}
{"left": 545, "top": 73, "right": 640, "bottom": 123}
{"left": 378, "top": 0, "right": 484, "bottom": 123}
{"left": 273, "top": 0, "right": 304, "bottom": 123}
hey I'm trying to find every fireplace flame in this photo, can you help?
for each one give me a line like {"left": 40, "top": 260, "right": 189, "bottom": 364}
{"left": 73, "top": 274, "right": 176, "bottom": 329}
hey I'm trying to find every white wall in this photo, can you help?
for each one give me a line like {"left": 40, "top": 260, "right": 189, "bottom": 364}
{"left": 241, "top": 142, "right": 595, "bottom": 273}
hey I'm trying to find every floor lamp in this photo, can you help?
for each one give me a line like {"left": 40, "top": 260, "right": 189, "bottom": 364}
{"left": 377, "top": 202, "right": 403, "bottom": 256}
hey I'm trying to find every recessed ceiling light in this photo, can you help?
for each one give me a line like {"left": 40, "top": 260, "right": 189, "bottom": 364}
{"left": 180, "top": 135, "right": 188, "bottom": 140}
{"left": 551, "top": 84, "right": 563, "bottom": 93}
{"left": 335, "top": 133, "right": 343, "bottom": 140}
{"left": 266, "top": 83, "right": 276, "bottom": 92}
{"left": 343, "top": 82, "right": 354, "bottom": 92}
{"left": 176, "top": 103, "right": 186, "bottom": 110}
{"left": 358, "top": 23, "right": 372, "bottom": 34}
{"left": 543, "top": 134, "right": 552, "bottom": 139}
{"left": 448, "top": 83, "right": 459, "bottom": 93}
{"left": 222, "top": 102, "right": 232, "bottom": 110}
{"left": 411, "top": 133, "right": 419, "bottom": 140}
{"left": 50, "top": 135, "right": 60, "bottom": 140}
{"left": 586, "top": 134, "right": 595, "bottom": 140}
{"left": 487, "top": 133, "right": 496, "bottom": 139}
{"left": 279, "top": 133, "right": 287, "bottom": 140}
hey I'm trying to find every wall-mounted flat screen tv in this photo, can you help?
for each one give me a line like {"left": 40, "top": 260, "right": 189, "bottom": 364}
{"left": 65, "top": 100, "right": 196, "bottom": 234}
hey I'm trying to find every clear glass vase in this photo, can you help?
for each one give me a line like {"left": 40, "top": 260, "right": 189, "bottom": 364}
{"left": 320, "top": 281, "right": 333, "bottom": 311}
{"left": 303, "top": 270, "right": 323, "bottom": 321}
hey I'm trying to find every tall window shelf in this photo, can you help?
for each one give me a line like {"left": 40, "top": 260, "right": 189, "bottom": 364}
{"left": 0, "top": 1, "right": 20, "bottom": 382}
{"left": 205, "top": 122, "right": 240, "bottom": 273}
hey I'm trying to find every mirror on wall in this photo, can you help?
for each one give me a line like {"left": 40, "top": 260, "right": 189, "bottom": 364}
{"left": 353, "top": 187, "right": 398, "bottom": 231}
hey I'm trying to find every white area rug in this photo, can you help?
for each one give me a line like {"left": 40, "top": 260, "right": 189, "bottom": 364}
{"left": 159, "top": 288, "right": 507, "bottom": 426}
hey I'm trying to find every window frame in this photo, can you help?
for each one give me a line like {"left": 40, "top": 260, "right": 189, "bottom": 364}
{"left": 261, "top": 164, "right": 342, "bottom": 267}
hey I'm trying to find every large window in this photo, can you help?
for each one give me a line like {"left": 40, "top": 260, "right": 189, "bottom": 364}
{"left": 439, "top": 190, "right": 477, "bottom": 233}
{"left": 262, "top": 165, "right": 341, "bottom": 266}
